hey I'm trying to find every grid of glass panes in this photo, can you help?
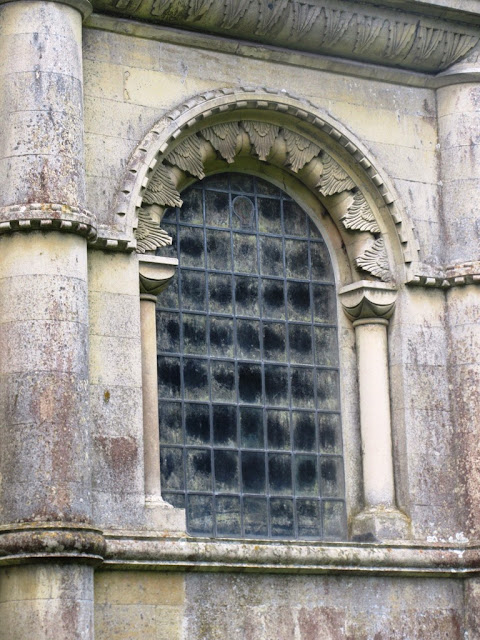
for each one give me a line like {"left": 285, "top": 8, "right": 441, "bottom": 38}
{"left": 157, "top": 173, "right": 346, "bottom": 540}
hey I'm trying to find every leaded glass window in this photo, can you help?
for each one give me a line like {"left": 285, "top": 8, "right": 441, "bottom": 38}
{"left": 157, "top": 173, "right": 347, "bottom": 540}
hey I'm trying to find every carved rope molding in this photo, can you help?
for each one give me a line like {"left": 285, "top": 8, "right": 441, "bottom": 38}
{"left": 108, "top": 88, "right": 417, "bottom": 281}
{"left": 100, "top": 0, "right": 480, "bottom": 73}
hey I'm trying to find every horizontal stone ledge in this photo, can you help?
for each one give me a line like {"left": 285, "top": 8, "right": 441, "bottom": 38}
{"left": 0, "top": 0, "right": 92, "bottom": 19}
{"left": 0, "top": 522, "right": 105, "bottom": 565}
{"left": 0, "top": 204, "right": 97, "bottom": 240}
{"left": 101, "top": 534, "right": 480, "bottom": 577}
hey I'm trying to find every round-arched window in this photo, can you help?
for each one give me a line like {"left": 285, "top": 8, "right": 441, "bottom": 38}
{"left": 156, "top": 173, "right": 346, "bottom": 540}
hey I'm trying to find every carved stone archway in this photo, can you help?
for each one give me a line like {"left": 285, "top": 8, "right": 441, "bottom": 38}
{"left": 106, "top": 87, "right": 419, "bottom": 287}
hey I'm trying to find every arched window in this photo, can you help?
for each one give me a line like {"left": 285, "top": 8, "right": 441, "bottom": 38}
{"left": 156, "top": 173, "right": 346, "bottom": 540}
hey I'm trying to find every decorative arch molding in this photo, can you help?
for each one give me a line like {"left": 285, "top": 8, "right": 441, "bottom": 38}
{"left": 104, "top": 87, "right": 419, "bottom": 285}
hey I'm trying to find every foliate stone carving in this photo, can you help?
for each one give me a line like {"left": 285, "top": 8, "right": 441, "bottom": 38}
{"left": 384, "top": 21, "right": 416, "bottom": 59}
{"left": 188, "top": 0, "right": 214, "bottom": 20}
{"left": 322, "top": 8, "right": 351, "bottom": 47}
{"left": 135, "top": 207, "right": 173, "bottom": 254}
{"left": 442, "top": 32, "right": 479, "bottom": 67}
{"left": 355, "top": 238, "right": 391, "bottom": 282}
{"left": 341, "top": 191, "right": 380, "bottom": 234}
{"left": 202, "top": 122, "right": 240, "bottom": 163}
{"left": 415, "top": 26, "right": 444, "bottom": 61}
{"left": 353, "top": 15, "right": 383, "bottom": 54}
{"left": 317, "top": 155, "right": 356, "bottom": 196}
{"left": 242, "top": 121, "right": 279, "bottom": 161}
{"left": 165, "top": 136, "right": 205, "bottom": 179}
{"left": 291, "top": 3, "right": 321, "bottom": 39}
{"left": 283, "top": 129, "right": 321, "bottom": 173}
{"left": 222, "top": 0, "right": 253, "bottom": 29}
{"left": 256, "top": 0, "right": 289, "bottom": 36}
{"left": 142, "top": 164, "right": 182, "bottom": 208}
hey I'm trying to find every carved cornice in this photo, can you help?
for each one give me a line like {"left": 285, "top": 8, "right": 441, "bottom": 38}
{"left": 0, "top": 203, "right": 96, "bottom": 241}
{"left": 0, "top": 0, "right": 93, "bottom": 18}
{"left": 91, "top": 0, "right": 480, "bottom": 73}
{"left": 408, "top": 261, "right": 480, "bottom": 288}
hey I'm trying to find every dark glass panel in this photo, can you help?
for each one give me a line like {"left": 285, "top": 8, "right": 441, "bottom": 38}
{"left": 285, "top": 239, "right": 309, "bottom": 279}
{"left": 156, "top": 311, "right": 180, "bottom": 353}
{"left": 181, "top": 187, "right": 203, "bottom": 225}
{"left": 162, "top": 206, "right": 177, "bottom": 223}
{"left": 183, "top": 313, "right": 207, "bottom": 355}
{"left": 320, "top": 457, "right": 345, "bottom": 498}
{"left": 185, "top": 403, "right": 210, "bottom": 445}
{"left": 264, "top": 365, "right": 288, "bottom": 407}
{"left": 157, "top": 357, "right": 181, "bottom": 399}
{"left": 163, "top": 493, "right": 185, "bottom": 509}
{"left": 268, "top": 454, "right": 292, "bottom": 495}
{"left": 240, "top": 407, "right": 264, "bottom": 449}
{"left": 209, "top": 316, "right": 234, "bottom": 358}
{"left": 297, "top": 499, "right": 321, "bottom": 538}
{"left": 181, "top": 270, "right": 206, "bottom": 312}
{"left": 283, "top": 200, "right": 308, "bottom": 237}
{"left": 315, "top": 326, "right": 339, "bottom": 366}
{"left": 204, "top": 190, "right": 229, "bottom": 227}
{"left": 231, "top": 174, "right": 255, "bottom": 194}
{"left": 213, "top": 404, "right": 237, "bottom": 447}
{"left": 316, "top": 369, "right": 340, "bottom": 411}
{"left": 235, "top": 276, "right": 259, "bottom": 317}
{"left": 287, "top": 281, "right": 311, "bottom": 321}
{"left": 206, "top": 229, "right": 232, "bottom": 270}
{"left": 290, "top": 367, "right": 314, "bottom": 409}
{"left": 295, "top": 455, "right": 318, "bottom": 496}
{"left": 233, "top": 233, "right": 258, "bottom": 273}
{"left": 263, "top": 322, "right": 286, "bottom": 362}
{"left": 238, "top": 363, "right": 262, "bottom": 404}
{"left": 292, "top": 412, "right": 316, "bottom": 452}
{"left": 318, "top": 413, "right": 342, "bottom": 454}
{"left": 270, "top": 498, "right": 294, "bottom": 537}
{"left": 183, "top": 359, "right": 209, "bottom": 401}
{"left": 312, "top": 284, "right": 336, "bottom": 323}
{"left": 187, "top": 449, "right": 212, "bottom": 492}
{"left": 262, "top": 279, "right": 285, "bottom": 319}
{"left": 256, "top": 180, "right": 281, "bottom": 198}
{"left": 237, "top": 319, "right": 261, "bottom": 360}
{"left": 232, "top": 195, "right": 255, "bottom": 231}
{"left": 243, "top": 497, "right": 268, "bottom": 537}
{"left": 179, "top": 226, "right": 204, "bottom": 267}
{"left": 204, "top": 174, "right": 229, "bottom": 191}
{"left": 289, "top": 324, "right": 313, "bottom": 365}
{"left": 214, "top": 450, "right": 239, "bottom": 492}
{"left": 258, "top": 197, "right": 281, "bottom": 233}
{"left": 208, "top": 273, "right": 233, "bottom": 314}
{"left": 157, "top": 273, "right": 178, "bottom": 309}
{"left": 260, "top": 236, "right": 283, "bottom": 277}
{"left": 159, "top": 402, "right": 182, "bottom": 445}
{"left": 188, "top": 494, "right": 213, "bottom": 535}
{"left": 310, "top": 241, "right": 334, "bottom": 282}
{"left": 266, "top": 410, "right": 290, "bottom": 450}
{"left": 242, "top": 451, "right": 266, "bottom": 493}
{"left": 160, "top": 448, "right": 184, "bottom": 490}
{"left": 216, "top": 496, "right": 241, "bottom": 536}
{"left": 323, "top": 500, "right": 347, "bottom": 539}
{"left": 211, "top": 360, "right": 236, "bottom": 403}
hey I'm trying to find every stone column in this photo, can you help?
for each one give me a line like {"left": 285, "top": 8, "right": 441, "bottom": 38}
{"left": 436, "top": 49, "right": 480, "bottom": 541}
{"left": 139, "top": 255, "right": 185, "bottom": 532}
{"left": 340, "top": 281, "right": 409, "bottom": 540}
{"left": 0, "top": 2, "right": 102, "bottom": 639}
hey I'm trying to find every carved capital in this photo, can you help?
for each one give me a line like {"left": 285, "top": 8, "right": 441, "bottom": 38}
{"left": 339, "top": 280, "right": 397, "bottom": 323}
{"left": 139, "top": 255, "right": 178, "bottom": 297}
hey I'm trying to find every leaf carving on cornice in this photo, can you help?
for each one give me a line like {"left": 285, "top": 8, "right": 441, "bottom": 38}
{"left": 322, "top": 8, "right": 351, "bottom": 48}
{"left": 135, "top": 207, "right": 173, "bottom": 254}
{"left": 222, "top": 0, "right": 253, "bottom": 29}
{"left": 187, "top": 0, "right": 214, "bottom": 21}
{"left": 415, "top": 26, "right": 444, "bottom": 61}
{"left": 115, "top": 0, "right": 144, "bottom": 9}
{"left": 353, "top": 15, "right": 383, "bottom": 54}
{"left": 355, "top": 238, "right": 391, "bottom": 282}
{"left": 165, "top": 136, "right": 205, "bottom": 179}
{"left": 291, "top": 3, "right": 321, "bottom": 40}
{"left": 283, "top": 130, "right": 321, "bottom": 173}
{"left": 201, "top": 122, "right": 240, "bottom": 163}
{"left": 384, "top": 21, "right": 417, "bottom": 59}
{"left": 341, "top": 191, "right": 380, "bottom": 234}
{"left": 317, "top": 154, "right": 355, "bottom": 196}
{"left": 442, "top": 33, "right": 480, "bottom": 67}
{"left": 150, "top": 0, "right": 173, "bottom": 18}
{"left": 143, "top": 164, "right": 183, "bottom": 208}
{"left": 256, "top": 0, "right": 289, "bottom": 36}
{"left": 242, "top": 121, "right": 279, "bottom": 161}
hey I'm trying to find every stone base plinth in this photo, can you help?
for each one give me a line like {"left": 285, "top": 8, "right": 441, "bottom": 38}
{"left": 351, "top": 507, "right": 411, "bottom": 542}
{"left": 145, "top": 496, "right": 186, "bottom": 534}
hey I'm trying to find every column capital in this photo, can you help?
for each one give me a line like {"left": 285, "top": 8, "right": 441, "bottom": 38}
{"left": 0, "top": 0, "right": 92, "bottom": 19}
{"left": 139, "top": 255, "right": 178, "bottom": 297}
{"left": 339, "top": 280, "right": 397, "bottom": 324}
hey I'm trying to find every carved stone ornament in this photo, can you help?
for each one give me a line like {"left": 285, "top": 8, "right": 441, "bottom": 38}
{"left": 339, "top": 280, "right": 397, "bottom": 323}
{"left": 97, "top": 0, "right": 480, "bottom": 73}
{"left": 355, "top": 237, "right": 391, "bottom": 282}
{"left": 139, "top": 255, "right": 178, "bottom": 296}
